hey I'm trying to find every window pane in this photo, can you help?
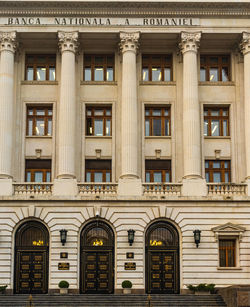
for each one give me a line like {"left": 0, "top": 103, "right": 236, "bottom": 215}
{"left": 152, "top": 68, "right": 161, "bottom": 81}
{"left": 36, "top": 67, "right": 46, "bottom": 81}
{"left": 211, "top": 120, "right": 220, "bottom": 136}
{"left": 145, "top": 120, "right": 151, "bottom": 138}
{"left": 205, "top": 161, "right": 209, "bottom": 168}
{"left": 225, "top": 172, "right": 229, "bottom": 183}
{"left": 84, "top": 68, "right": 91, "bottom": 81}
{"left": 154, "top": 172, "right": 162, "bottom": 183}
{"left": 223, "top": 120, "right": 228, "bottom": 136}
{"left": 106, "top": 119, "right": 111, "bottom": 136}
{"left": 86, "top": 172, "right": 91, "bottom": 182}
{"left": 94, "top": 172, "right": 103, "bottom": 182}
{"left": 94, "top": 67, "right": 104, "bottom": 81}
{"left": 209, "top": 68, "right": 218, "bottom": 81}
{"left": 213, "top": 172, "right": 221, "bottom": 182}
{"left": 200, "top": 68, "right": 206, "bottom": 81}
{"left": 152, "top": 110, "right": 161, "bottom": 116}
{"left": 46, "top": 172, "right": 51, "bottom": 182}
{"left": 49, "top": 67, "right": 56, "bottom": 81}
{"left": 27, "top": 67, "right": 34, "bottom": 80}
{"left": 48, "top": 119, "right": 52, "bottom": 136}
{"left": 164, "top": 68, "right": 171, "bottom": 81}
{"left": 94, "top": 110, "right": 104, "bottom": 116}
{"left": 106, "top": 172, "right": 111, "bottom": 182}
{"left": 36, "top": 110, "right": 45, "bottom": 116}
{"left": 213, "top": 162, "right": 220, "bottom": 168}
{"left": 142, "top": 68, "right": 149, "bottom": 81}
{"left": 205, "top": 172, "right": 209, "bottom": 182}
{"left": 204, "top": 119, "right": 208, "bottom": 136}
{"left": 87, "top": 118, "right": 93, "bottom": 135}
{"left": 211, "top": 110, "right": 219, "bottom": 116}
{"left": 106, "top": 110, "right": 111, "bottom": 116}
{"left": 165, "top": 173, "right": 170, "bottom": 182}
{"left": 165, "top": 119, "right": 170, "bottom": 136}
{"left": 28, "top": 119, "right": 33, "bottom": 136}
{"left": 34, "top": 172, "right": 43, "bottom": 182}
{"left": 228, "top": 249, "right": 235, "bottom": 267}
{"left": 152, "top": 119, "right": 161, "bottom": 136}
{"left": 26, "top": 171, "right": 31, "bottom": 182}
{"left": 210, "top": 57, "right": 218, "bottom": 64}
{"left": 222, "top": 67, "right": 229, "bottom": 82}
{"left": 224, "top": 161, "right": 229, "bottom": 168}
{"left": 145, "top": 110, "right": 150, "bottom": 116}
{"left": 35, "top": 119, "right": 45, "bottom": 135}
{"left": 48, "top": 109, "right": 53, "bottom": 116}
{"left": 219, "top": 248, "right": 226, "bottom": 267}
{"left": 146, "top": 172, "right": 150, "bottom": 182}
{"left": 106, "top": 68, "right": 113, "bottom": 81}
{"left": 94, "top": 119, "right": 103, "bottom": 136}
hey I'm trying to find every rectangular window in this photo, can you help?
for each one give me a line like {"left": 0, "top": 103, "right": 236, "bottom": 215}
{"left": 25, "top": 55, "right": 56, "bottom": 81}
{"left": 145, "top": 107, "right": 170, "bottom": 136}
{"left": 142, "top": 55, "right": 172, "bottom": 82}
{"left": 25, "top": 159, "right": 51, "bottom": 182}
{"left": 84, "top": 55, "right": 114, "bottom": 81}
{"left": 145, "top": 160, "right": 171, "bottom": 183}
{"left": 85, "top": 160, "right": 111, "bottom": 182}
{"left": 27, "top": 106, "right": 53, "bottom": 136}
{"left": 219, "top": 239, "right": 236, "bottom": 267}
{"left": 205, "top": 160, "right": 231, "bottom": 183}
{"left": 86, "top": 106, "right": 111, "bottom": 136}
{"left": 204, "top": 107, "right": 229, "bottom": 136}
{"left": 200, "top": 55, "right": 230, "bottom": 82}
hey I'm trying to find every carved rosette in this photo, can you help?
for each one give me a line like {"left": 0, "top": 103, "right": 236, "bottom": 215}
{"left": 58, "top": 31, "right": 79, "bottom": 53}
{"left": 240, "top": 32, "right": 250, "bottom": 56}
{"left": 119, "top": 32, "right": 140, "bottom": 54}
{"left": 0, "top": 31, "right": 17, "bottom": 53}
{"left": 179, "top": 31, "right": 201, "bottom": 54}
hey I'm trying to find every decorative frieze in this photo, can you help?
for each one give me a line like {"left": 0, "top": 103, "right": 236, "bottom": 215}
{"left": 58, "top": 31, "right": 79, "bottom": 54}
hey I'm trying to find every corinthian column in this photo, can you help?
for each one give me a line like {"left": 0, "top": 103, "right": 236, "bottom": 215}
{"left": 0, "top": 32, "right": 17, "bottom": 179}
{"left": 57, "top": 31, "right": 78, "bottom": 179}
{"left": 241, "top": 33, "right": 250, "bottom": 183}
{"left": 180, "top": 32, "right": 207, "bottom": 196}
{"left": 118, "top": 32, "right": 142, "bottom": 196}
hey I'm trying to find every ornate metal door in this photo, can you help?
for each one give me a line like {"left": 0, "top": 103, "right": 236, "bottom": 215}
{"left": 146, "top": 220, "right": 179, "bottom": 294}
{"left": 14, "top": 221, "right": 49, "bottom": 294}
{"left": 80, "top": 220, "right": 114, "bottom": 294}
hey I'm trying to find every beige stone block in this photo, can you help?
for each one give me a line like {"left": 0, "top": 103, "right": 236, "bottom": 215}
{"left": 53, "top": 179, "right": 78, "bottom": 196}
{"left": 181, "top": 178, "right": 207, "bottom": 197}
{"left": 118, "top": 178, "right": 143, "bottom": 196}
{"left": 0, "top": 179, "right": 13, "bottom": 196}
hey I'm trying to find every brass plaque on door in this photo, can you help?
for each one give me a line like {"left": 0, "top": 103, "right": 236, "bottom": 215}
{"left": 58, "top": 263, "right": 70, "bottom": 270}
{"left": 124, "top": 262, "right": 136, "bottom": 270}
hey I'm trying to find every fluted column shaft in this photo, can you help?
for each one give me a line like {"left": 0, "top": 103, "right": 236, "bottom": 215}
{"left": 57, "top": 32, "right": 78, "bottom": 178}
{"left": 180, "top": 32, "right": 202, "bottom": 178}
{"left": 120, "top": 32, "right": 140, "bottom": 178}
{"left": 0, "top": 32, "right": 17, "bottom": 178}
{"left": 241, "top": 32, "right": 250, "bottom": 179}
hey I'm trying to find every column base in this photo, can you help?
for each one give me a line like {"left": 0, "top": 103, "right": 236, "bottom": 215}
{"left": 181, "top": 177, "right": 207, "bottom": 197}
{"left": 0, "top": 178, "right": 13, "bottom": 196}
{"left": 118, "top": 177, "right": 143, "bottom": 196}
{"left": 53, "top": 178, "right": 78, "bottom": 196}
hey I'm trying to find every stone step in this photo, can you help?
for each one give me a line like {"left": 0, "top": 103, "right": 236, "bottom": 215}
{"left": 0, "top": 294, "right": 227, "bottom": 307}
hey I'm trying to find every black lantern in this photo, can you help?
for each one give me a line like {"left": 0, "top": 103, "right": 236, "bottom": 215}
{"left": 127, "top": 229, "right": 135, "bottom": 246}
{"left": 60, "top": 229, "right": 68, "bottom": 246}
{"left": 193, "top": 229, "right": 201, "bottom": 248}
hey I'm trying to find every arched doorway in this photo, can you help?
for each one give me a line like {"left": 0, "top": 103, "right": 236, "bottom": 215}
{"left": 146, "top": 220, "right": 179, "bottom": 294}
{"left": 80, "top": 220, "right": 114, "bottom": 294}
{"left": 14, "top": 220, "right": 49, "bottom": 294}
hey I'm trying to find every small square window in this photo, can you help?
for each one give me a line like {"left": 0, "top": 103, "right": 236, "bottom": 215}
{"left": 85, "top": 160, "right": 111, "bottom": 182}
{"left": 145, "top": 107, "right": 171, "bottom": 136}
{"left": 26, "top": 106, "right": 53, "bottom": 136}
{"left": 84, "top": 55, "right": 114, "bottom": 81}
{"left": 145, "top": 160, "right": 171, "bottom": 183}
{"left": 25, "top": 55, "right": 56, "bottom": 81}
{"left": 142, "top": 55, "right": 172, "bottom": 82}
{"left": 86, "top": 106, "right": 112, "bottom": 136}
{"left": 203, "top": 107, "right": 229, "bottom": 137}
{"left": 25, "top": 159, "right": 51, "bottom": 182}
{"left": 200, "top": 55, "right": 230, "bottom": 82}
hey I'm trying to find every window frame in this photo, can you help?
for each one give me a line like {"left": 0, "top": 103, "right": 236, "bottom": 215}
{"left": 85, "top": 159, "right": 112, "bottom": 183}
{"left": 142, "top": 54, "right": 173, "bottom": 82}
{"left": 83, "top": 55, "right": 115, "bottom": 82}
{"left": 25, "top": 54, "right": 56, "bottom": 81}
{"left": 25, "top": 159, "right": 51, "bottom": 182}
{"left": 218, "top": 238, "right": 236, "bottom": 268}
{"left": 145, "top": 106, "right": 171, "bottom": 137}
{"left": 86, "top": 106, "right": 112, "bottom": 137}
{"left": 205, "top": 160, "right": 231, "bottom": 183}
{"left": 26, "top": 106, "right": 53, "bottom": 137}
{"left": 204, "top": 107, "right": 230, "bottom": 137}
{"left": 200, "top": 55, "right": 230, "bottom": 82}
{"left": 145, "top": 160, "right": 171, "bottom": 183}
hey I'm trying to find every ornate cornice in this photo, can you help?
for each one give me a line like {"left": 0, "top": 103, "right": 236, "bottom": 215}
{"left": 240, "top": 32, "right": 250, "bottom": 56}
{"left": 0, "top": 2, "right": 250, "bottom": 17}
{"left": 58, "top": 31, "right": 79, "bottom": 54}
{"left": 119, "top": 32, "right": 140, "bottom": 54}
{"left": 179, "top": 31, "right": 201, "bottom": 54}
{"left": 0, "top": 31, "right": 17, "bottom": 53}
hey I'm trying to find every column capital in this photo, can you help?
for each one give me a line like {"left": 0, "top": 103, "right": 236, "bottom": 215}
{"left": 119, "top": 32, "right": 140, "bottom": 54}
{"left": 58, "top": 31, "right": 79, "bottom": 54}
{"left": 179, "top": 31, "right": 201, "bottom": 54}
{"left": 240, "top": 32, "right": 250, "bottom": 56}
{"left": 0, "top": 31, "right": 17, "bottom": 53}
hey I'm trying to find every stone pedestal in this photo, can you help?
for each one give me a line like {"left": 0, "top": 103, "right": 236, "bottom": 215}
{"left": 181, "top": 178, "right": 207, "bottom": 197}
{"left": 57, "top": 32, "right": 78, "bottom": 179}
{"left": 117, "top": 177, "right": 143, "bottom": 196}
{"left": 0, "top": 179, "right": 13, "bottom": 196}
{"left": 53, "top": 179, "right": 78, "bottom": 196}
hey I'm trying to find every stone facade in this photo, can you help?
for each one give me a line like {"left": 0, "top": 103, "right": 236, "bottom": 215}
{"left": 0, "top": 0, "right": 250, "bottom": 295}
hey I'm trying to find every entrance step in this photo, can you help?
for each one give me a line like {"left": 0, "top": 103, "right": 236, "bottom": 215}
{"left": 0, "top": 294, "right": 227, "bottom": 307}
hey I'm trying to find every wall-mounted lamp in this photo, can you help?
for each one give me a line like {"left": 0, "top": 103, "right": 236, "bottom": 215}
{"left": 60, "top": 229, "right": 68, "bottom": 246}
{"left": 127, "top": 229, "right": 135, "bottom": 246}
{"left": 193, "top": 229, "right": 201, "bottom": 248}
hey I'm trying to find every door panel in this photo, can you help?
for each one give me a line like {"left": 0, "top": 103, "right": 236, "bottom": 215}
{"left": 15, "top": 250, "right": 48, "bottom": 294}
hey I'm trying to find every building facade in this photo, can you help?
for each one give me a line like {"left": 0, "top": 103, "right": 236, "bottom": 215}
{"left": 0, "top": 0, "right": 250, "bottom": 295}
